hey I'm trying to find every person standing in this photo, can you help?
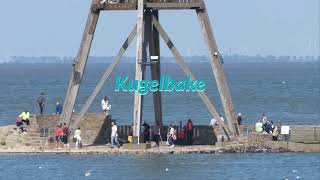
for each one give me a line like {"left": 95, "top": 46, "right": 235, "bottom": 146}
{"left": 37, "top": 92, "right": 46, "bottom": 114}
{"left": 237, "top": 113, "right": 242, "bottom": 125}
{"left": 101, "top": 96, "right": 111, "bottom": 115}
{"left": 152, "top": 125, "right": 161, "bottom": 147}
{"left": 55, "top": 102, "right": 63, "bottom": 114}
{"left": 168, "top": 125, "right": 176, "bottom": 148}
{"left": 111, "top": 121, "right": 120, "bottom": 148}
{"left": 55, "top": 125, "right": 63, "bottom": 148}
{"left": 262, "top": 113, "right": 268, "bottom": 124}
{"left": 186, "top": 119, "right": 194, "bottom": 145}
{"left": 142, "top": 122, "right": 151, "bottom": 143}
{"left": 74, "top": 127, "right": 82, "bottom": 149}
{"left": 62, "top": 123, "right": 70, "bottom": 148}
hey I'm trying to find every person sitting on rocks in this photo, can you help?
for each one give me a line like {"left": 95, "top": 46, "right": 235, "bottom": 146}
{"left": 19, "top": 110, "right": 30, "bottom": 126}
{"left": 15, "top": 117, "right": 25, "bottom": 132}
{"left": 265, "top": 121, "right": 274, "bottom": 134}
{"left": 272, "top": 123, "right": 280, "bottom": 141}
{"left": 255, "top": 120, "right": 263, "bottom": 133}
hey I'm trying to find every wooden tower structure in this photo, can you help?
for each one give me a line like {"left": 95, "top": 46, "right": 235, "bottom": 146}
{"left": 61, "top": 0, "right": 240, "bottom": 143}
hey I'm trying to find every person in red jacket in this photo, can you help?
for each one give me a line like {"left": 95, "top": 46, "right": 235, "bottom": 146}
{"left": 186, "top": 119, "right": 194, "bottom": 145}
{"left": 55, "top": 125, "right": 63, "bottom": 148}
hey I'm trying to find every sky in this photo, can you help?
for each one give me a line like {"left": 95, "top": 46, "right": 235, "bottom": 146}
{"left": 0, "top": 0, "right": 319, "bottom": 58}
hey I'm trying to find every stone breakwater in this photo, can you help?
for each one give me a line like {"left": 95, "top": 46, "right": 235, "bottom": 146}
{"left": 0, "top": 144, "right": 291, "bottom": 155}
{"left": 1, "top": 114, "right": 320, "bottom": 154}
{"left": 0, "top": 125, "right": 294, "bottom": 154}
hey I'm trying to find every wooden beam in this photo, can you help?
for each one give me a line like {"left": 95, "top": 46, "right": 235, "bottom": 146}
{"left": 196, "top": 7, "right": 240, "bottom": 135}
{"left": 93, "top": 1, "right": 204, "bottom": 11}
{"left": 95, "top": 2, "right": 137, "bottom": 11}
{"left": 61, "top": 0, "right": 100, "bottom": 125}
{"left": 152, "top": 16, "right": 231, "bottom": 138}
{"left": 69, "top": 25, "right": 137, "bottom": 131}
{"left": 133, "top": 0, "right": 145, "bottom": 143}
{"left": 146, "top": 2, "right": 203, "bottom": 10}
{"left": 149, "top": 10, "right": 163, "bottom": 127}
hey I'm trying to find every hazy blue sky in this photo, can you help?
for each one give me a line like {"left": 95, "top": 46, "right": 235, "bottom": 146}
{"left": 0, "top": 0, "right": 319, "bottom": 58}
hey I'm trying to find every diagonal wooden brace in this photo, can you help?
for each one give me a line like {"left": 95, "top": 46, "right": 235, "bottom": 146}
{"left": 69, "top": 25, "right": 137, "bottom": 132}
{"left": 60, "top": 0, "right": 101, "bottom": 126}
{"left": 152, "top": 16, "right": 231, "bottom": 139}
{"left": 197, "top": 7, "right": 240, "bottom": 136}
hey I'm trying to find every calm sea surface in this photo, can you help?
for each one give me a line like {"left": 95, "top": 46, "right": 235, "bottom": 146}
{"left": 0, "top": 62, "right": 319, "bottom": 179}
{"left": 0, "top": 62, "right": 319, "bottom": 126}
{"left": 0, "top": 153, "right": 319, "bottom": 180}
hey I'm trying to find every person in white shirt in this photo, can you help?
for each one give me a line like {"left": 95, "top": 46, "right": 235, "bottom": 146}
{"left": 210, "top": 118, "right": 217, "bottom": 126}
{"left": 74, "top": 127, "right": 82, "bottom": 149}
{"left": 168, "top": 125, "right": 176, "bottom": 148}
{"left": 111, "top": 121, "right": 120, "bottom": 148}
{"left": 101, "top": 96, "right": 111, "bottom": 115}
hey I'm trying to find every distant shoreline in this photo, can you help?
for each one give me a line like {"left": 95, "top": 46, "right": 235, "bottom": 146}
{"left": 0, "top": 61, "right": 319, "bottom": 65}
{"left": 1, "top": 55, "right": 319, "bottom": 64}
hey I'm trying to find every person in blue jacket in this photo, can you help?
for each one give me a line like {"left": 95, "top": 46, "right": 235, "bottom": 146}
{"left": 56, "top": 102, "right": 63, "bottom": 114}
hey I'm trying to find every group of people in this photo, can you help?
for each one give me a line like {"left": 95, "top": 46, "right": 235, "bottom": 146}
{"left": 54, "top": 123, "right": 70, "bottom": 148}
{"left": 137, "top": 119, "right": 194, "bottom": 148}
{"left": 54, "top": 123, "right": 83, "bottom": 149}
{"left": 255, "top": 113, "right": 280, "bottom": 141}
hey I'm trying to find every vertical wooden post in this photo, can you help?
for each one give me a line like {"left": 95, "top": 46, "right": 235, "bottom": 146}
{"left": 196, "top": 7, "right": 239, "bottom": 136}
{"left": 149, "top": 10, "right": 163, "bottom": 127}
{"left": 61, "top": 0, "right": 100, "bottom": 125}
{"left": 133, "top": 0, "right": 145, "bottom": 143}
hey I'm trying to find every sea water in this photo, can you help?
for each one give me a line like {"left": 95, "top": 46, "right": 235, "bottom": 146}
{"left": 0, "top": 62, "right": 319, "bottom": 126}
{"left": 0, "top": 61, "right": 319, "bottom": 179}
{"left": 0, "top": 153, "right": 319, "bottom": 180}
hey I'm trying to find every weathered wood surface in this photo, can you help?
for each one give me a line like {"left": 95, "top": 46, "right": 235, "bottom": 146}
{"left": 133, "top": 0, "right": 145, "bottom": 141}
{"left": 94, "top": 1, "right": 203, "bottom": 11}
{"left": 145, "top": 2, "right": 203, "bottom": 10}
{"left": 61, "top": 0, "right": 100, "bottom": 125}
{"left": 196, "top": 7, "right": 239, "bottom": 136}
{"left": 69, "top": 26, "right": 137, "bottom": 132}
{"left": 152, "top": 16, "right": 231, "bottom": 139}
{"left": 149, "top": 10, "right": 163, "bottom": 127}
